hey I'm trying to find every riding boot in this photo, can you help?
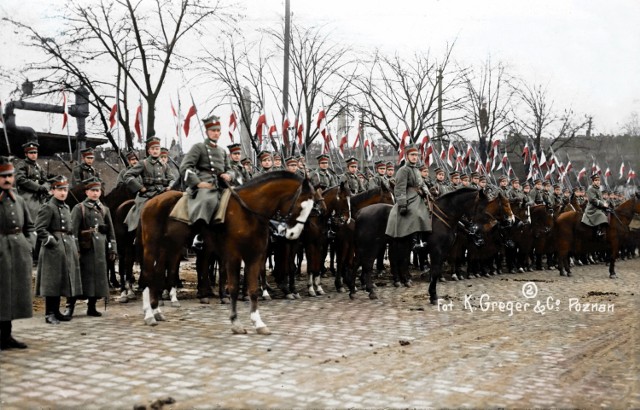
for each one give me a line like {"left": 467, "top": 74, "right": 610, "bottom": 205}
{"left": 87, "top": 298, "right": 102, "bottom": 317}
{"left": 0, "top": 321, "right": 27, "bottom": 350}
{"left": 63, "top": 298, "right": 76, "bottom": 319}
{"left": 45, "top": 297, "right": 60, "bottom": 324}
{"left": 49, "top": 296, "right": 71, "bottom": 322}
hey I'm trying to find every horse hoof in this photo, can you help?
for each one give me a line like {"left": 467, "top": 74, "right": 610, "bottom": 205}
{"left": 232, "top": 326, "right": 248, "bottom": 334}
{"left": 393, "top": 281, "right": 401, "bottom": 288}
{"left": 559, "top": 271, "right": 566, "bottom": 277}
{"left": 158, "top": 300, "right": 164, "bottom": 307}
{"left": 162, "top": 290, "right": 170, "bottom": 300}
{"left": 317, "top": 288, "right": 326, "bottom": 296}
{"left": 430, "top": 298, "right": 439, "bottom": 305}
{"left": 349, "top": 292, "right": 357, "bottom": 300}
{"left": 293, "top": 293, "right": 301, "bottom": 299}
{"left": 439, "top": 277, "right": 447, "bottom": 282}
{"left": 242, "top": 295, "right": 250, "bottom": 302}
{"left": 567, "top": 271, "right": 573, "bottom": 277}
{"left": 518, "top": 268, "right": 524, "bottom": 273}
{"left": 154, "top": 312, "right": 166, "bottom": 321}
{"left": 308, "top": 288, "right": 316, "bottom": 297}
{"left": 144, "top": 316, "right": 158, "bottom": 326}
{"left": 337, "top": 287, "right": 346, "bottom": 293}
{"left": 369, "top": 292, "right": 379, "bottom": 300}
{"left": 221, "top": 297, "right": 230, "bottom": 304}
{"left": 118, "top": 296, "right": 129, "bottom": 304}
{"left": 451, "top": 274, "right": 459, "bottom": 281}
{"left": 256, "top": 326, "right": 271, "bottom": 335}
{"left": 458, "top": 275, "right": 465, "bottom": 281}
{"left": 610, "top": 274, "right": 617, "bottom": 279}
{"left": 200, "top": 298, "right": 210, "bottom": 304}
{"left": 404, "top": 280, "right": 413, "bottom": 288}
{"left": 285, "top": 293, "right": 295, "bottom": 300}
{"left": 263, "top": 294, "right": 272, "bottom": 301}
{"left": 171, "top": 301, "right": 181, "bottom": 308}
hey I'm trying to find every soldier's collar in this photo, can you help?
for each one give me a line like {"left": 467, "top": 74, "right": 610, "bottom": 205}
{"left": 0, "top": 189, "right": 16, "bottom": 202}
{"left": 85, "top": 199, "right": 102, "bottom": 208}
{"left": 25, "top": 158, "right": 37, "bottom": 165}
{"left": 148, "top": 156, "right": 160, "bottom": 164}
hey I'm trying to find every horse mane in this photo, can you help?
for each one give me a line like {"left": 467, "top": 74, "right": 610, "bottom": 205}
{"left": 350, "top": 186, "right": 383, "bottom": 205}
{"left": 614, "top": 195, "right": 638, "bottom": 218}
{"left": 437, "top": 187, "right": 479, "bottom": 200}
{"left": 237, "top": 171, "right": 304, "bottom": 191}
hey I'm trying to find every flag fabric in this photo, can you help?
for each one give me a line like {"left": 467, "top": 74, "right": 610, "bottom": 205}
{"left": 619, "top": 162, "right": 625, "bottom": 179}
{"left": 419, "top": 135, "right": 429, "bottom": 157}
{"left": 228, "top": 111, "right": 239, "bottom": 142}
{"left": 352, "top": 127, "right": 361, "bottom": 149}
{"left": 282, "top": 118, "right": 290, "bottom": 149}
{"left": 316, "top": 108, "right": 328, "bottom": 140}
{"left": 538, "top": 150, "right": 547, "bottom": 168}
{"left": 255, "top": 113, "right": 267, "bottom": 144}
{"left": 424, "top": 142, "right": 434, "bottom": 166}
{"left": 109, "top": 104, "right": 118, "bottom": 130}
{"left": 338, "top": 134, "right": 348, "bottom": 157}
{"left": 397, "top": 129, "right": 409, "bottom": 163}
{"left": 604, "top": 167, "right": 611, "bottom": 178}
{"left": 522, "top": 142, "right": 530, "bottom": 164}
{"left": 182, "top": 104, "right": 197, "bottom": 138}
{"left": 497, "top": 151, "right": 508, "bottom": 170}
{"left": 447, "top": 141, "right": 455, "bottom": 167}
{"left": 61, "top": 92, "right": 68, "bottom": 130}
{"left": 531, "top": 151, "right": 538, "bottom": 167}
{"left": 296, "top": 120, "right": 304, "bottom": 146}
{"left": 464, "top": 143, "right": 472, "bottom": 166}
{"left": 364, "top": 138, "right": 373, "bottom": 161}
{"left": 628, "top": 169, "right": 637, "bottom": 183}
{"left": 577, "top": 167, "right": 587, "bottom": 181}
{"left": 134, "top": 104, "right": 143, "bottom": 142}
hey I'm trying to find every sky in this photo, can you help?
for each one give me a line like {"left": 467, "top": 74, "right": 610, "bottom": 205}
{"left": 1, "top": 0, "right": 639, "bottom": 151}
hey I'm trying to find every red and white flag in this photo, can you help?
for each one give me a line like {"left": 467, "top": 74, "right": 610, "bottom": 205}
{"left": 338, "top": 134, "right": 348, "bottom": 157}
{"left": 522, "top": 142, "right": 530, "bottom": 164}
{"left": 296, "top": 119, "right": 304, "bottom": 146}
{"left": 628, "top": 169, "right": 637, "bottom": 183}
{"left": 604, "top": 167, "right": 611, "bottom": 178}
{"left": 134, "top": 104, "right": 143, "bottom": 142}
{"left": 538, "top": 150, "right": 547, "bottom": 168}
{"left": 108, "top": 103, "right": 118, "bottom": 130}
{"left": 497, "top": 150, "right": 508, "bottom": 171}
{"left": 463, "top": 143, "right": 472, "bottom": 166}
{"left": 364, "top": 137, "right": 373, "bottom": 161}
{"left": 577, "top": 167, "right": 587, "bottom": 181}
{"left": 397, "top": 129, "right": 409, "bottom": 163}
{"left": 352, "top": 127, "right": 361, "bottom": 149}
{"left": 619, "top": 162, "right": 625, "bottom": 179}
{"left": 255, "top": 113, "right": 267, "bottom": 144}
{"left": 424, "top": 142, "right": 434, "bottom": 166}
{"left": 316, "top": 108, "right": 328, "bottom": 139}
{"left": 282, "top": 118, "right": 290, "bottom": 148}
{"left": 447, "top": 141, "right": 455, "bottom": 167}
{"left": 229, "top": 111, "right": 239, "bottom": 142}
{"left": 182, "top": 104, "right": 197, "bottom": 138}
{"left": 61, "top": 92, "right": 68, "bottom": 130}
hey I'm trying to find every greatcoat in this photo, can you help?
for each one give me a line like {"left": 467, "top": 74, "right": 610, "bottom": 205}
{"left": 385, "top": 163, "right": 432, "bottom": 238}
{"left": 581, "top": 184, "right": 609, "bottom": 226}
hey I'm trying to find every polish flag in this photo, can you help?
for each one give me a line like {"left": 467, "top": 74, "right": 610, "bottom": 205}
{"left": 577, "top": 167, "right": 587, "bottom": 181}
{"left": 397, "top": 129, "right": 409, "bottom": 163}
{"left": 522, "top": 142, "right": 530, "bottom": 164}
{"left": 296, "top": 120, "right": 304, "bottom": 146}
{"left": 255, "top": 113, "right": 267, "bottom": 144}
{"left": 338, "top": 134, "right": 348, "bottom": 157}
{"left": 182, "top": 104, "right": 196, "bottom": 138}
{"left": 61, "top": 92, "right": 68, "bottom": 130}
{"left": 134, "top": 104, "right": 144, "bottom": 142}
{"left": 229, "top": 111, "right": 239, "bottom": 142}
{"left": 619, "top": 162, "right": 625, "bottom": 179}
{"left": 447, "top": 141, "right": 455, "bottom": 167}
{"left": 109, "top": 104, "right": 118, "bottom": 130}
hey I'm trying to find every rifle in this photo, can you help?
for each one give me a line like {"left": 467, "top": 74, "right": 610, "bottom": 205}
{"left": 55, "top": 154, "right": 73, "bottom": 172}
{"left": 103, "top": 160, "right": 121, "bottom": 174}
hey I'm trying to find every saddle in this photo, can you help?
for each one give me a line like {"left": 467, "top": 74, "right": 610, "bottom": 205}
{"left": 168, "top": 189, "right": 232, "bottom": 225}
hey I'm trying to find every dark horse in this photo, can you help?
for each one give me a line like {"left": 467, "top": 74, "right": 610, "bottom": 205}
{"left": 353, "top": 188, "right": 514, "bottom": 301}
{"left": 139, "top": 171, "right": 315, "bottom": 334}
{"left": 554, "top": 192, "right": 640, "bottom": 278}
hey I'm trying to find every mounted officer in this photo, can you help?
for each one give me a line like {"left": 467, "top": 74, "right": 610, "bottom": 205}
{"left": 470, "top": 172, "right": 480, "bottom": 189}
{"left": 310, "top": 154, "right": 337, "bottom": 190}
{"left": 367, "top": 161, "right": 390, "bottom": 191}
{"left": 449, "top": 171, "right": 461, "bottom": 191}
{"left": 340, "top": 156, "right": 366, "bottom": 194}
{"left": 497, "top": 175, "right": 509, "bottom": 196}
{"left": 71, "top": 148, "right": 101, "bottom": 189}
{"left": 115, "top": 151, "right": 139, "bottom": 187}
{"left": 227, "top": 143, "right": 249, "bottom": 186}
{"left": 254, "top": 151, "right": 273, "bottom": 176}
{"left": 295, "top": 155, "right": 307, "bottom": 178}
{"left": 543, "top": 180, "right": 555, "bottom": 207}
{"left": 15, "top": 141, "right": 49, "bottom": 220}
{"left": 529, "top": 179, "right": 548, "bottom": 206}
{"left": 179, "top": 114, "right": 231, "bottom": 225}
{"left": 460, "top": 173, "right": 470, "bottom": 187}
{"left": 123, "top": 137, "right": 175, "bottom": 231}
{"left": 0, "top": 156, "right": 35, "bottom": 350}
{"left": 581, "top": 174, "right": 610, "bottom": 239}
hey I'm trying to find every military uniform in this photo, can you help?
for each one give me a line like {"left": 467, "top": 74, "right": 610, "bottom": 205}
{"left": 115, "top": 151, "right": 141, "bottom": 188}
{"left": 34, "top": 177, "right": 82, "bottom": 324}
{"left": 581, "top": 180, "right": 609, "bottom": 227}
{"left": 385, "top": 161, "right": 431, "bottom": 237}
{"left": 340, "top": 157, "right": 366, "bottom": 194}
{"left": 529, "top": 182, "right": 548, "bottom": 206}
{"left": 71, "top": 148, "right": 101, "bottom": 189}
{"left": 15, "top": 142, "right": 49, "bottom": 219}
{"left": 124, "top": 139, "right": 175, "bottom": 231}
{"left": 367, "top": 161, "right": 390, "bottom": 191}
{"left": 227, "top": 144, "right": 249, "bottom": 186}
{"left": 0, "top": 157, "right": 35, "bottom": 348}
{"left": 310, "top": 154, "right": 337, "bottom": 190}
{"left": 179, "top": 115, "right": 231, "bottom": 224}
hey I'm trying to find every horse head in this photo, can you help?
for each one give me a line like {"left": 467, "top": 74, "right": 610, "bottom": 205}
{"left": 282, "top": 176, "right": 315, "bottom": 240}
{"left": 324, "top": 181, "right": 352, "bottom": 225}
{"left": 530, "top": 204, "right": 554, "bottom": 236}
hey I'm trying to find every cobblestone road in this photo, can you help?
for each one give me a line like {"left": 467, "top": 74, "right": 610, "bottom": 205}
{"left": 1, "top": 257, "right": 639, "bottom": 409}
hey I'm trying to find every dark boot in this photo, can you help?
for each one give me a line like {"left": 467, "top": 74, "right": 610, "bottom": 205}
{"left": 62, "top": 298, "right": 76, "bottom": 319}
{"left": 0, "top": 321, "right": 27, "bottom": 350}
{"left": 45, "top": 297, "right": 60, "bottom": 324}
{"left": 87, "top": 298, "right": 102, "bottom": 317}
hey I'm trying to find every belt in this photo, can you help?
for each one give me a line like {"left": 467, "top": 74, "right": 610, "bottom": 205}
{"left": 1, "top": 227, "right": 22, "bottom": 235}
{"left": 52, "top": 230, "right": 73, "bottom": 234}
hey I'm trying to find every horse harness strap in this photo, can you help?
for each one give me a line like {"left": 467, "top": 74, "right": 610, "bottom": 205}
{"left": 429, "top": 201, "right": 452, "bottom": 229}
{"left": 227, "top": 181, "right": 305, "bottom": 224}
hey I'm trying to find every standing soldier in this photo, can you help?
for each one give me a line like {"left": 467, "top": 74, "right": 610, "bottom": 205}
{"left": 581, "top": 174, "right": 610, "bottom": 239}
{"left": 367, "top": 161, "right": 390, "bottom": 191}
{"left": 0, "top": 157, "right": 35, "bottom": 350}
{"left": 65, "top": 177, "right": 116, "bottom": 318}
{"left": 310, "top": 154, "right": 337, "bottom": 190}
{"left": 15, "top": 141, "right": 49, "bottom": 220}
{"left": 179, "top": 114, "right": 231, "bottom": 225}
{"left": 34, "top": 176, "right": 82, "bottom": 324}
{"left": 385, "top": 144, "right": 431, "bottom": 286}
{"left": 115, "top": 151, "right": 139, "bottom": 187}
{"left": 340, "top": 157, "right": 366, "bottom": 194}
{"left": 71, "top": 148, "right": 101, "bottom": 189}
{"left": 227, "top": 143, "right": 249, "bottom": 186}
{"left": 123, "top": 137, "right": 175, "bottom": 232}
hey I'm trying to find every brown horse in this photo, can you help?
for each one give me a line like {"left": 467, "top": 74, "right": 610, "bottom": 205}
{"left": 554, "top": 192, "right": 640, "bottom": 278}
{"left": 139, "top": 171, "right": 316, "bottom": 334}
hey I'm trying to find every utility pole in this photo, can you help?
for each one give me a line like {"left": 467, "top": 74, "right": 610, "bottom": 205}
{"left": 437, "top": 67, "right": 443, "bottom": 142}
{"left": 282, "top": 0, "right": 291, "bottom": 156}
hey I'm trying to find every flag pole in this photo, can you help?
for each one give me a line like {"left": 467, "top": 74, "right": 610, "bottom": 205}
{"left": 0, "top": 102, "right": 12, "bottom": 156}
{"left": 63, "top": 90, "right": 73, "bottom": 161}
{"left": 189, "top": 92, "right": 206, "bottom": 140}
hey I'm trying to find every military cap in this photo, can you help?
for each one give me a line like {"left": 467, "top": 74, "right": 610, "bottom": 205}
{"left": 273, "top": 152, "right": 282, "bottom": 160}
{"left": 478, "top": 175, "right": 487, "bottom": 182}
{"left": 498, "top": 175, "right": 507, "bottom": 182}
{"left": 434, "top": 167, "right": 445, "bottom": 175}
{"left": 404, "top": 144, "right": 420, "bottom": 156}
{"left": 227, "top": 143, "right": 242, "bottom": 154}
{"left": 82, "top": 176, "right": 102, "bottom": 190}
{"left": 0, "top": 156, "right": 15, "bottom": 175}
{"left": 460, "top": 173, "right": 469, "bottom": 180}
{"left": 419, "top": 163, "right": 428, "bottom": 171}
{"left": 202, "top": 114, "right": 221, "bottom": 131}
{"left": 522, "top": 181, "right": 531, "bottom": 188}
{"left": 553, "top": 184, "right": 560, "bottom": 189}
{"left": 125, "top": 151, "right": 138, "bottom": 161}
{"left": 510, "top": 177, "right": 520, "bottom": 184}
{"left": 285, "top": 156, "right": 298, "bottom": 166}
{"left": 590, "top": 173, "right": 600, "bottom": 181}
{"left": 386, "top": 161, "right": 394, "bottom": 167}
{"left": 563, "top": 188, "right": 570, "bottom": 193}
{"left": 572, "top": 186, "right": 580, "bottom": 192}
{"left": 80, "top": 147, "right": 95, "bottom": 158}
{"left": 316, "top": 154, "right": 329, "bottom": 163}
{"left": 470, "top": 172, "right": 479, "bottom": 179}
{"left": 374, "top": 160, "right": 386, "bottom": 169}
{"left": 357, "top": 172, "right": 365, "bottom": 178}
{"left": 346, "top": 156, "right": 358, "bottom": 166}
{"left": 533, "top": 178, "right": 542, "bottom": 185}
{"left": 22, "top": 141, "right": 39, "bottom": 153}
{"left": 258, "top": 150, "right": 272, "bottom": 162}
{"left": 542, "top": 180, "right": 551, "bottom": 186}
{"left": 145, "top": 137, "right": 161, "bottom": 149}
{"left": 49, "top": 175, "right": 69, "bottom": 189}
{"left": 160, "top": 147, "right": 169, "bottom": 156}
{"left": 240, "top": 157, "right": 252, "bottom": 165}
{"left": 449, "top": 171, "right": 460, "bottom": 178}
{"left": 603, "top": 189, "right": 611, "bottom": 194}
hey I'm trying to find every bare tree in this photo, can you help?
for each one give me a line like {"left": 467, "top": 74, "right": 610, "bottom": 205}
{"left": 621, "top": 111, "right": 640, "bottom": 137}
{"left": 350, "top": 43, "right": 466, "bottom": 150}
{"left": 511, "top": 81, "right": 556, "bottom": 152}
{"left": 459, "top": 57, "right": 517, "bottom": 162}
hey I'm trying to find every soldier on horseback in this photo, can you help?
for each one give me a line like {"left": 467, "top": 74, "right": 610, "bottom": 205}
{"left": 15, "top": 141, "right": 49, "bottom": 221}
{"left": 71, "top": 148, "right": 101, "bottom": 189}
{"left": 123, "top": 137, "right": 175, "bottom": 231}
{"left": 227, "top": 143, "right": 249, "bottom": 186}
{"left": 581, "top": 174, "right": 610, "bottom": 239}
{"left": 115, "top": 151, "right": 139, "bottom": 187}
{"left": 340, "top": 157, "right": 366, "bottom": 194}
{"left": 310, "top": 154, "right": 337, "bottom": 190}
{"left": 284, "top": 156, "right": 299, "bottom": 174}
{"left": 255, "top": 151, "right": 274, "bottom": 175}
{"left": 367, "top": 161, "right": 390, "bottom": 191}
{"left": 433, "top": 167, "right": 449, "bottom": 197}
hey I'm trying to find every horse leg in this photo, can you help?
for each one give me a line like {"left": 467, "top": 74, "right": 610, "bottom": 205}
{"left": 244, "top": 256, "right": 271, "bottom": 335}
{"left": 226, "top": 257, "right": 247, "bottom": 334}
{"left": 609, "top": 235, "right": 619, "bottom": 279}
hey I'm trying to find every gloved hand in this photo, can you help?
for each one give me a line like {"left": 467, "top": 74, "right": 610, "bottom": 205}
{"left": 399, "top": 205, "right": 408, "bottom": 216}
{"left": 108, "top": 251, "right": 117, "bottom": 262}
{"left": 98, "top": 224, "right": 108, "bottom": 234}
{"left": 38, "top": 185, "right": 49, "bottom": 194}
